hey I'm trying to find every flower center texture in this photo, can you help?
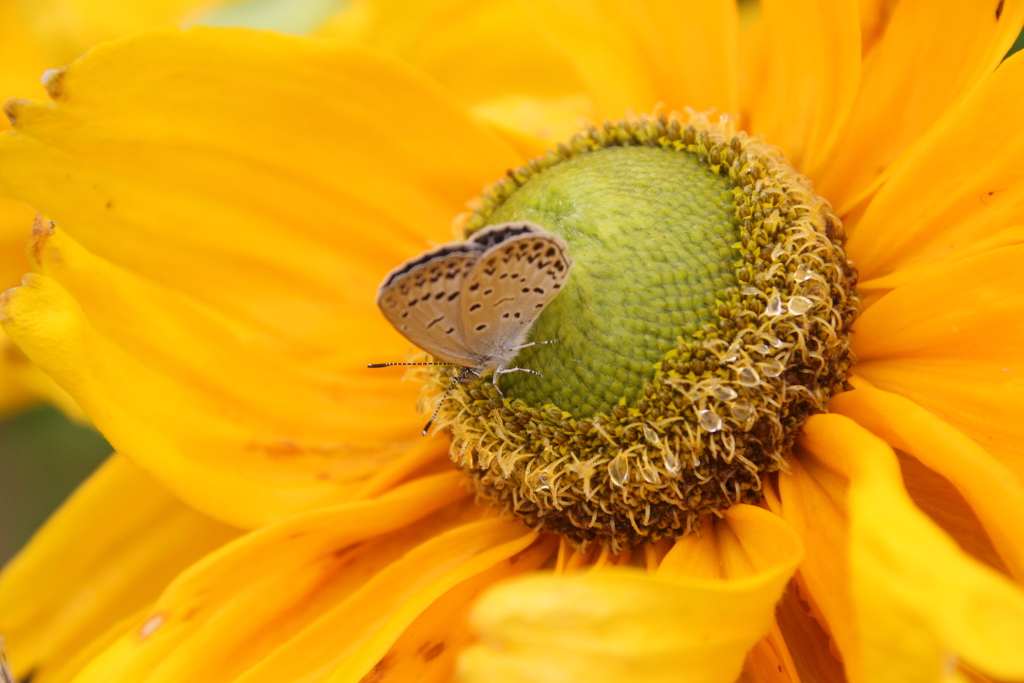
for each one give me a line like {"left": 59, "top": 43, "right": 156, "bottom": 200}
{"left": 427, "top": 114, "right": 859, "bottom": 550}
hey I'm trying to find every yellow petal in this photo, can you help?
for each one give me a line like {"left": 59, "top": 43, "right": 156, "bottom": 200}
{"left": 853, "top": 243, "right": 1024, "bottom": 371}
{"left": 0, "top": 455, "right": 239, "bottom": 683}
{"left": 16, "top": 0, "right": 226, "bottom": 64}
{"left": 773, "top": 583, "right": 846, "bottom": 683}
{"left": 746, "top": 0, "right": 860, "bottom": 175}
{"left": 459, "top": 505, "right": 802, "bottom": 683}
{"left": 0, "top": 212, "right": 85, "bottom": 417}
{"left": 0, "top": 27, "right": 521, "bottom": 526}
{"left": 522, "top": 0, "right": 739, "bottom": 121}
{"left": 852, "top": 245, "right": 1024, "bottom": 480}
{"left": 0, "top": 2, "right": 49, "bottom": 126}
{"left": 322, "top": 0, "right": 580, "bottom": 103}
{"left": 739, "top": 621, "right": 800, "bottom": 683}
{"left": 815, "top": 0, "right": 1024, "bottom": 214}
{"left": 65, "top": 474, "right": 543, "bottom": 683}
{"left": 846, "top": 52, "right": 1024, "bottom": 282}
{"left": 0, "top": 0, "right": 71, "bottom": 414}
{"left": 832, "top": 386, "right": 1024, "bottom": 582}
{"left": 320, "top": 534, "right": 555, "bottom": 683}
{"left": 0, "top": 230, "right": 452, "bottom": 526}
{"left": 322, "top": 530, "right": 552, "bottom": 683}
{"left": 857, "top": 225, "right": 1024, "bottom": 292}
{"left": 802, "top": 414, "right": 1024, "bottom": 682}
{"left": 37, "top": 608, "right": 149, "bottom": 683}
{"left": 0, "top": 199, "right": 43, "bottom": 413}
{"left": 663, "top": 508, "right": 805, "bottom": 683}
{"left": 469, "top": 93, "right": 595, "bottom": 160}
{"left": 856, "top": 359, "right": 1024, "bottom": 485}
{"left": 321, "top": 0, "right": 591, "bottom": 152}
{"left": 892, "top": 448, "right": 1015, "bottom": 583}
{"left": 857, "top": 0, "right": 896, "bottom": 55}
{"left": 775, "top": 450, "right": 858, "bottom": 670}
{"left": 0, "top": 27, "right": 520, "bottom": 357}
{"left": 736, "top": 1, "right": 768, "bottom": 126}
{"left": 0, "top": 326, "right": 83, "bottom": 420}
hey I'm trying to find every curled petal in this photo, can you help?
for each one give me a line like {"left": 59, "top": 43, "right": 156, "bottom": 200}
{"left": 832, "top": 386, "right": 1024, "bottom": 583}
{"left": 460, "top": 505, "right": 802, "bottom": 683}
{"left": 801, "top": 415, "right": 1024, "bottom": 683}
{"left": 853, "top": 245, "right": 1024, "bottom": 481}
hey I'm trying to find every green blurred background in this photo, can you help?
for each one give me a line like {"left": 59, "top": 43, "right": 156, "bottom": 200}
{"left": 1, "top": 9, "right": 1024, "bottom": 570}
{"left": 0, "top": 407, "right": 110, "bottom": 564}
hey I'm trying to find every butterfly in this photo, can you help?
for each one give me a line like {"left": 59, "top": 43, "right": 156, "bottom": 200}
{"left": 369, "top": 221, "right": 574, "bottom": 433}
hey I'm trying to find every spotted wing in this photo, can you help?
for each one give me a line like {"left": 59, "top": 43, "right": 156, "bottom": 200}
{"left": 376, "top": 243, "right": 484, "bottom": 367}
{"left": 467, "top": 220, "right": 545, "bottom": 249}
{"left": 460, "top": 222, "right": 573, "bottom": 369}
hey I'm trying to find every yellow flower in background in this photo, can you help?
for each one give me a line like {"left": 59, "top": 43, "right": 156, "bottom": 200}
{"left": 1, "top": 2, "right": 1024, "bottom": 683}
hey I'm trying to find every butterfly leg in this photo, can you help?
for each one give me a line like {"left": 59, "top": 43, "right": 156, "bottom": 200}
{"left": 511, "top": 339, "right": 561, "bottom": 351}
{"left": 491, "top": 365, "right": 543, "bottom": 397}
{"left": 495, "top": 367, "right": 543, "bottom": 379}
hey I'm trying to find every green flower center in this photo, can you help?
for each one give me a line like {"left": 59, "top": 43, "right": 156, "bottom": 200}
{"left": 486, "top": 145, "right": 739, "bottom": 416}
{"left": 429, "top": 114, "right": 859, "bottom": 550}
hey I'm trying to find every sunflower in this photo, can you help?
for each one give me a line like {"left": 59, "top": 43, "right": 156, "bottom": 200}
{"left": 2, "top": 1, "right": 1024, "bottom": 682}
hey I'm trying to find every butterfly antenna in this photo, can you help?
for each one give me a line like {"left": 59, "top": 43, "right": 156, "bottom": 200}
{"left": 367, "top": 362, "right": 450, "bottom": 368}
{"left": 421, "top": 369, "right": 467, "bottom": 436}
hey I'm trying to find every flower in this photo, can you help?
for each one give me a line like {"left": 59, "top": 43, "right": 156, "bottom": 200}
{"left": 2, "top": 1, "right": 1024, "bottom": 682}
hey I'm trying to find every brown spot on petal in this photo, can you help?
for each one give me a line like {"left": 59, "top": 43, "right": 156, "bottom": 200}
{"left": 3, "top": 340, "right": 28, "bottom": 364}
{"left": 0, "top": 276, "right": 33, "bottom": 327}
{"left": 359, "top": 655, "right": 391, "bottom": 683}
{"left": 2, "top": 99, "right": 29, "bottom": 126}
{"left": 245, "top": 438, "right": 356, "bottom": 459}
{"left": 29, "top": 216, "right": 56, "bottom": 267}
{"left": 508, "top": 536, "right": 544, "bottom": 565}
{"left": 418, "top": 641, "right": 446, "bottom": 662}
{"left": 42, "top": 68, "right": 66, "bottom": 100}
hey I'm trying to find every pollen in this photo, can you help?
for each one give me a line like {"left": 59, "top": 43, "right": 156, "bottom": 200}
{"left": 425, "top": 112, "right": 859, "bottom": 550}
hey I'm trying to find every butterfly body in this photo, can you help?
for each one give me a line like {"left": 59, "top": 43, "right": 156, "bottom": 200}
{"left": 375, "top": 221, "right": 573, "bottom": 379}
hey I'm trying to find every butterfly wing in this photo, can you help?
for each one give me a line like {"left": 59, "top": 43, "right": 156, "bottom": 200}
{"left": 467, "top": 221, "right": 544, "bottom": 249}
{"left": 460, "top": 222, "right": 573, "bottom": 370}
{"left": 376, "top": 243, "right": 485, "bottom": 368}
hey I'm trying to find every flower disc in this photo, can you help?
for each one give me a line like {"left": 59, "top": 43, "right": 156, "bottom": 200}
{"left": 427, "top": 113, "right": 859, "bottom": 550}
